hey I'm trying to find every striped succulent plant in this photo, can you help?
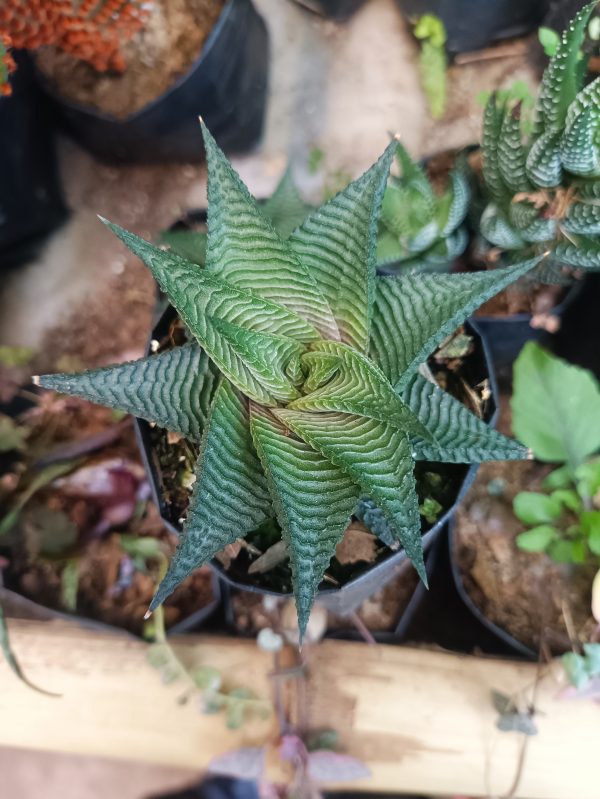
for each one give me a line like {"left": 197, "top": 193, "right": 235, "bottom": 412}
{"left": 376, "top": 143, "right": 470, "bottom": 274}
{"left": 38, "top": 124, "right": 536, "bottom": 636}
{"left": 480, "top": 2, "right": 600, "bottom": 279}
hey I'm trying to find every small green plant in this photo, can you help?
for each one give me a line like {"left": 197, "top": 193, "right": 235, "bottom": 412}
{"left": 38, "top": 123, "right": 536, "bottom": 638}
{"left": 480, "top": 2, "right": 600, "bottom": 281}
{"left": 377, "top": 142, "right": 470, "bottom": 273}
{"left": 511, "top": 342, "right": 600, "bottom": 564}
{"left": 414, "top": 14, "right": 448, "bottom": 120}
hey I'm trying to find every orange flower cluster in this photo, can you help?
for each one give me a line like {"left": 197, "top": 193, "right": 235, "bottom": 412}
{"left": 1, "top": 33, "right": 16, "bottom": 95}
{"left": 0, "top": 1, "right": 148, "bottom": 79}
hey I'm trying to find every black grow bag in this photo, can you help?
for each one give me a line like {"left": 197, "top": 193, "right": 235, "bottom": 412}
{"left": 0, "top": 51, "right": 68, "bottom": 270}
{"left": 395, "top": 0, "right": 549, "bottom": 54}
{"left": 136, "top": 305, "right": 496, "bottom": 618}
{"left": 34, "top": 0, "right": 269, "bottom": 164}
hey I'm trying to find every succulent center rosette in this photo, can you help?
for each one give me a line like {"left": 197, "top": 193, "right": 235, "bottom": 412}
{"left": 38, "top": 123, "right": 538, "bottom": 637}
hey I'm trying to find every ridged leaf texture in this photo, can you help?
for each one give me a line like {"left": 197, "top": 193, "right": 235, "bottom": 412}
{"left": 39, "top": 124, "right": 533, "bottom": 637}
{"left": 479, "top": 3, "right": 600, "bottom": 279}
{"left": 376, "top": 143, "right": 469, "bottom": 273}
{"left": 151, "top": 380, "right": 271, "bottom": 610}
{"left": 250, "top": 406, "right": 359, "bottom": 628}
{"left": 38, "top": 344, "right": 217, "bottom": 441}
{"left": 370, "top": 259, "right": 541, "bottom": 391}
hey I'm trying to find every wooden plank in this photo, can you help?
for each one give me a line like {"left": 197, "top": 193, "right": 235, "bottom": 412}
{"left": 0, "top": 619, "right": 598, "bottom": 798}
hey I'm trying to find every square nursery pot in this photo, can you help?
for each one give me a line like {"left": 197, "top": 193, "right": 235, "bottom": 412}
{"left": 33, "top": 0, "right": 269, "bottom": 164}
{"left": 395, "top": 0, "right": 549, "bottom": 54}
{"left": 135, "top": 304, "right": 499, "bottom": 620}
{"left": 470, "top": 277, "right": 585, "bottom": 378}
{"left": 0, "top": 51, "right": 68, "bottom": 271}
{"left": 0, "top": 390, "right": 221, "bottom": 638}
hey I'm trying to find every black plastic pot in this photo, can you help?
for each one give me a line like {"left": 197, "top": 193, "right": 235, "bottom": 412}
{"left": 394, "top": 525, "right": 536, "bottom": 658}
{"left": 395, "top": 0, "right": 549, "bottom": 54}
{"left": 35, "top": 0, "right": 269, "bottom": 164}
{"left": 0, "top": 51, "right": 68, "bottom": 270}
{"left": 291, "top": 0, "right": 368, "bottom": 21}
{"left": 136, "top": 305, "right": 496, "bottom": 618}
{"left": 470, "top": 277, "right": 584, "bottom": 379}
{"left": 0, "top": 392, "right": 221, "bottom": 637}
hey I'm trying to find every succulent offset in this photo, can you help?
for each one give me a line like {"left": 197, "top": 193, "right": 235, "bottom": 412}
{"left": 376, "top": 143, "right": 470, "bottom": 274}
{"left": 480, "top": 2, "right": 600, "bottom": 279}
{"left": 38, "top": 124, "right": 537, "bottom": 636}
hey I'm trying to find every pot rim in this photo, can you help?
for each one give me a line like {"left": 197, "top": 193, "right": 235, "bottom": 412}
{"left": 31, "top": 0, "right": 242, "bottom": 124}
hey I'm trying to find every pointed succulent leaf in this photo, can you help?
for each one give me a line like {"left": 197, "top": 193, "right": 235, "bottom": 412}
{"left": 439, "top": 164, "right": 470, "bottom": 236}
{"left": 38, "top": 344, "right": 217, "bottom": 441}
{"left": 371, "top": 259, "right": 540, "bottom": 390}
{"left": 481, "top": 204, "right": 526, "bottom": 249}
{"left": 200, "top": 123, "right": 339, "bottom": 340}
{"left": 578, "top": 180, "right": 600, "bottom": 200}
{"left": 208, "top": 317, "right": 305, "bottom": 403}
{"left": 520, "top": 216, "right": 558, "bottom": 244}
{"left": 401, "top": 374, "right": 529, "bottom": 462}
{"left": 288, "top": 340, "right": 434, "bottom": 439}
{"left": 249, "top": 406, "right": 358, "bottom": 637}
{"left": 275, "top": 409, "right": 426, "bottom": 580}
{"left": 102, "top": 222, "right": 318, "bottom": 405}
{"left": 554, "top": 235, "right": 600, "bottom": 269}
{"left": 482, "top": 95, "right": 510, "bottom": 204}
{"left": 395, "top": 142, "right": 435, "bottom": 204}
{"left": 536, "top": 2, "right": 595, "bottom": 132}
{"left": 526, "top": 129, "right": 563, "bottom": 187}
{"left": 561, "top": 105, "right": 600, "bottom": 176}
{"left": 565, "top": 75, "right": 600, "bottom": 130}
{"left": 151, "top": 381, "right": 271, "bottom": 611}
{"left": 288, "top": 140, "right": 395, "bottom": 352}
{"left": 498, "top": 105, "right": 531, "bottom": 194}
{"left": 260, "top": 168, "right": 313, "bottom": 238}
{"left": 160, "top": 229, "right": 207, "bottom": 265}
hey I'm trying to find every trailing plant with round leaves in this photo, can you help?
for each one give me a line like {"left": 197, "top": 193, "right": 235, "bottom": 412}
{"left": 480, "top": 2, "right": 600, "bottom": 281}
{"left": 376, "top": 143, "right": 470, "bottom": 274}
{"left": 37, "top": 123, "right": 536, "bottom": 638}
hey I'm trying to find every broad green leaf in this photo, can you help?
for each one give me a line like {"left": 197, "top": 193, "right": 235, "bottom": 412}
{"left": 250, "top": 406, "right": 358, "bottom": 637}
{"left": 39, "top": 344, "right": 217, "bottom": 441}
{"left": 288, "top": 340, "right": 434, "bottom": 440}
{"left": 575, "top": 458, "right": 600, "bottom": 501}
{"left": 200, "top": 123, "right": 339, "bottom": 340}
{"left": 275, "top": 409, "right": 426, "bottom": 580}
{"left": 101, "top": 222, "right": 319, "bottom": 405}
{"left": 151, "top": 381, "right": 271, "bottom": 610}
{"left": 160, "top": 229, "right": 207, "bottom": 265}
{"left": 371, "top": 259, "right": 540, "bottom": 390}
{"left": 511, "top": 342, "right": 600, "bottom": 468}
{"left": 513, "top": 491, "right": 563, "bottom": 525}
{"left": 515, "top": 525, "right": 558, "bottom": 552}
{"left": 260, "top": 169, "right": 313, "bottom": 238}
{"left": 581, "top": 511, "right": 600, "bottom": 555}
{"left": 538, "top": 26, "right": 560, "bottom": 57}
{"left": 289, "top": 140, "right": 396, "bottom": 352}
{"left": 549, "top": 538, "right": 581, "bottom": 562}
{"left": 401, "top": 374, "right": 528, "bottom": 462}
{"left": 542, "top": 465, "right": 573, "bottom": 490}
{"left": 551, "top": 488, "right": 582, "bottom": 512}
